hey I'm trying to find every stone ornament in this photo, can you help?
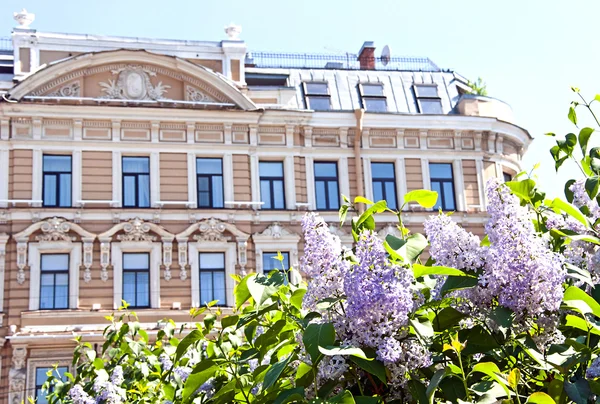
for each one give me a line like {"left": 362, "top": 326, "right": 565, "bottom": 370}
{"left": 224, "top": 23, "right": 242, "bottom": 40}
{"left": 47, "top": 82, "right": 81, "bottom": 97}
{"left": 186, "top": 85, "right": 216, "bottom": 102}
{"left": 195, "top": 217, "right": 229, "bottom": 242}
{"left": 257, "top": 222, "right": 293, "bottom": 239}
{"left": 117, "top": 218, "right": 156, "bottom": 242}
{"left": 177, "top": 239, "right": 188, "bottom": 281}
{"left": 36, "top": 217, "right": 75, "bottom": 242}
{"left": 13, "top": 8, "right": 34, "bottom": 28}
{"left": 99, "top": 65, "right": 171, "bottom": 100}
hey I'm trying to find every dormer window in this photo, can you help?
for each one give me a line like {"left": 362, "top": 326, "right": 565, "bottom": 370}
{"left": 359, "top": 83, "right": 387, "bottom": 112}
{"left": 303, "top": 82, "right": 331, "bottom": 111}
{"left": 414, "top": 84, "right": 443, "bottom": 114}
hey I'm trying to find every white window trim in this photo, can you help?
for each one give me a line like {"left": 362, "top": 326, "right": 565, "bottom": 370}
{"left": 253, "top": 240, "right": 300, "bottom": 284}
{"left": 0, "top": 149, "right": 9, "bottom": 207}
{"left": 27, "top": 357, "right": 71, "bottom": 400}
{"left": 32, "top": 149, "right": 42, "bottom": 203}
{"left": 366, "top": 159, "right": 403, "bottom": 210}
{"left": 72, "top": 150, "right": 82, "bottom": 207}
{"left": 310, "top": 158, "right": 349, "bottom": 210}
{"left": 112, "top": 151, "right": 122, "bottom": 207}
{"left": 187, "top": 152, "right": 197, "bottom": 208}
{"left": 112, "top": 242, "right": 161, "bottom": 309}
{"left": 189, "top": 241, "right": 236, "bottom": 307}
{"left": 284, "top": 155, "right": 296, "bottom": 210}
{"left": 150, "top": 152, "right": 160, "bottom": 207}
{"left": 29, "top": 242, "right": 81, "bottom": 311}
{"left": 427, "top": 160, "right": 464, "bottom": 212}
{"left": 193, "top": 154, "right": 232, "bottom": 208}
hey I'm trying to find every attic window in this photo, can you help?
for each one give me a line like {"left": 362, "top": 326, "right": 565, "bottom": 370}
{"left": 246, "top": 73, "right": 288, "bottom": 87}
{"left": 359, "top": 83, "right": 387, "bottom": 112}
{"left": 414, "top": 84, "right": 443, "bottom": 114}
{"left": 303, "top": 82, "right": 331, "bottom": 111}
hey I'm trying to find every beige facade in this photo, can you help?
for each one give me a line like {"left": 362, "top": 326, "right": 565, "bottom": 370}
{"left": 0, "top": 12, "right": 531, "bottom": 403}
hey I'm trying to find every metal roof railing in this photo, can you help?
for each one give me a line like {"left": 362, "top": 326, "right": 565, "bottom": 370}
{"left": 245, "top": 51, "right": 441, "bottom": 72}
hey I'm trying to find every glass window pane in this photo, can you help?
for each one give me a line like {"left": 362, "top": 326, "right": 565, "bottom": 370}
{"left": 315, "top": 181, "right": 327, "bottom": 210}
{"left": 362, "top": 84, "right": 384, "bottom": 96}
{"left": 431, "top": 182, "right": 442, "bottom": 211}
{"left": 123, "top": 273, "right": 135, "bottom": 304}
{"left": 213, "top": 272, "right": 226, "bottom": 305}
{"left": 327, "top": 181, "right": 340, "bottom": 209}
{"left": 40, "top": 285, "right": 54, "bottom": 309}
{"left": 55, "top": 285, "right": 68, "bottom": 309}
{"left": 263, "top": 252, "right": 289, "bottom": 271}
{"left": 314, "top": 162, "right": 337, "bottom": 178}
{"left": 41, "top": 254, "right": 69, "bottom": 271}
{"left": 211, "top": 176, "right": 224, "bottom": 208}
{"left": 260, "top": 180, "right": 272, "bottom": 209}
{"left": 123, "top": 176, "right": 136, "bottom": 207}
{"left": 198, "top": 177, "right": 209, "bottom": 193}
{"left": 59, "top": 173, "right": 72, "bottom": 207}
{"left": 365, "top": 98, "right": 387, "bottom": 112}
{"left": 373, "top": 181, "right": 383, "bottom": 202}
{"left": 420, "top": 99, "right": 443, "bottom": 114}
{"left": 123, "top": 253, "right": 149, "bottom": 270}
{"left": 429, "top": 163, "right": 453, "bottom": 179}
{"left": 200, "top": 272, "right": 213, "bottom": 304}
{"left": 259, "top": 162, "right": 284, "bottom": 177}
{"left": 136, "top": 272, "right": 149, "bottom": 307}
{"left": 415, "top": 85, "right": 439, "bottom": 97}
{"left": 443, "top": 182, "right": 456, "bottom": 210}
{"left": 123, "top": 157, "right": 149, "bottom": 173}
{"left": 43, "top": 155, "right": 71, "bottom": 172}
{"left": 138, "top": 175, "right": 150, "bottom": 208}
{"left": 305, "top": 83, "right": 328, "bottom": 94}
{"left": 197, "top": 158, "right": 222, "bottom": 174}
{"left": 385, "top": 182, "right": 397, "bottom": 210}
{"left": 273, "top": 180, "right": 285, "bottom": 209}
{"left": 198, "top": 191, "right": 210, "bottom": 208}
{"left": 44, "top": 175, "right": 57, "bottom": 206}
{"left": 55, "top": 273, "right": 69, "bottom": 286}
{"left": 200, "top": 253, "right": 225, "bottom": 269}
{"left": 371, "top": 163, "right": 395, "bottom": 179}
{"left": 503, "top": 172, "right": 512, "bottom": 182}
{"left": 308, "top": 96, "right": 331, "bottom": 111}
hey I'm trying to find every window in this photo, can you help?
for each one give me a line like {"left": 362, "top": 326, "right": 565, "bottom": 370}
{"left": 314, "top": 162, "right": 340, "bottom": 210}
{"left": 303, "top": 82, "right": 331, "bottom": 111}
{"left": 122, "top": 157, "right": 150, "bottom": 208}
{"left": 259, "top": 161, "right": 285, "bottom": 209}
{"left": 371, "top": 162, "right": 397, "bottom": 209}
{"left": 35, "top": 366, "right": 68, "bottom": 404}
{"left": 42, "top": 155, "right": 72, "bottom": 207}
{"left": 503, "top": 172, "right": 512, "bottom": 182}
{"left": 263, "top": 252, "right": 290, "bottom": 283}
{"left": 122, "top": 253, "right": 150, "bottom": 308}
{"left": 359, "top": 83, "right": 387, "bottom": 112}
{"left": 199, "top": 253, "right": 226, "bottom": 306}
{"left": 429, "top": 163, "right": 456, "bottom": 211}
{"left": 414, "top": 85, "right": 443, "bottom": 114}
{"left": 197, "top": 158, "right": 224, "bottom": 208}
{"left": 40, "top": 254, "right": 69, "bottom": 310}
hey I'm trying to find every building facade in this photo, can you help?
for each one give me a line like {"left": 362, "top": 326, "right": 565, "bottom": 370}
{"left": 0, "top": 10, "right": 530, "bottom": 403}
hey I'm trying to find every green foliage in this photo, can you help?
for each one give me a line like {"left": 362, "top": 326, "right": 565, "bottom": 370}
{"left": 466, "top": 77, "right": 488, "bottom": 96}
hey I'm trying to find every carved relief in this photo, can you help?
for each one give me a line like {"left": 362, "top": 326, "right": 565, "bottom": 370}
{"left": 177, "top": 239, "right": 188, "bottom": 281}
{"left": 117, "top": 218, "right": 156, "bottom": 242}
{"left": 16, "top": 242, "right": 27, "bottom": 284}
{"left": 99, "top": 65, "right": 171, "bottom": 100}
{"left": 256, "top": 223, "right": 292, "bottom": 239}
{"left": 163, "top": 240, "right": 173, "bottom": 281}
{"left": 99, "top": 239, "right": 111, "bottom": 282}
{"left": 36, "top": 217, "right": 75, "bottom": 242}
{"left": 12, "top": 347, "right": 26, "bottom": 370}
{"left": 47, "top": 81, "right": 81, "bottom": 97}
{"left": 82, "top": 239, "right": 94, "bottom": 283}
{"left": 8, "top": 369, "right": 25, "bottom": 404}
{"left": 186, "top": 85, "right": 216, "bottom": 102}
{"left": 194, "top": 218, "right": 228, "bottom": 242}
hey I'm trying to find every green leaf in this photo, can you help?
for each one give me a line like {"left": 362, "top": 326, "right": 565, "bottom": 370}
{"left": 295, "top": 362, "right": 314, "bottom": 388}
{"left": 586, "top": 176, "right": 600, "bottom": 199}
{"left": 247, "top": 273, "right": 284, "bottom": 307}
{"left": 548, "top": 198, "right": 589, "bottom": 228}
{"left": 506, "top": 179, "right": 535, "bottom": 201}
{"left": 525, "top": 392, "right": 555, "bottom": 404}
{"left": 273, "top": 387, "right": 305, "bottom": 404}
{"left": 564, "top": 379, "right": 590, "bottom": 404}
{"left": 356, "top": 200, "right": 387, "bottom": 228}
{"left": 480, "top": 234, "right": 490, "bottom": 247}
{"left": 175, "top": 329, "right": 202, "bottom": 363}
{"left": 339, "top": 204, "right": 349, "bottom": 227}
{"left": 508, "top": 368, "right": 521, "bottom": 391}
{"left": 489, "top": 306, "right": 514, "bottom": 337}
{"left": 398, "top": 233, "right": 428, "bottom": 263}
{"left": 407, "top": 380, "right": 428, "bottom": 404}
{"left": 440, "top": 276, "right": 479, "bottom": 296}
{"left": 458, "top": 325, "right": 500, "bottom": 355}
{"left": 183, "top": 360, "right": 217, "bottom": 400}
{"left": 385, "top": 234, "right": 405, "bottom": 250}
{"left": 472, "top": 362, "right": 510, "bottom": 397}
{"left": 290, "top": 288, "right": 306, "bottom": 310}
{"left": 425, "top": 369, "right": 447, "bottom": 403}
{"left": 410, "top": 317, "right": 434, "bottom": 343}
{"left": 354, "top": 196, "right": 374, "bottom": 205}
{"left": 579, "top": 127, "right": 594, "bottom": 155}
{"left": 563, "top": 286, "right": 600, "bottom": 318}
{"left": 235, "top": 275, "right": 251, "bottom": 309}
{"left": 404, "top": 189, "right": 438, "bottom": 208}
{"left": 263, "top": 354, "right": 293, "bottom": 390}
{"left": 318, "top": 346, "right": 371, "bottom": 360}
{"left": 303, "top": 323, "right": 335, "bottom": 364}
{"left": 354, "top": 397, "right": 383, "bottom": 404}
{"left": 564, "top": 314, "right": 600, "bottom": 335}
{"left": 432, "top": 307, "right": 466, "bottom": 332}
{"left": 350, "top": 350, "right": 387, "bottom": 384}
{"left": 329, "top": 390, "right": 356, "bottom": 403}
{"left": 220, "top": 315, "right": 239, "bottom": 329}
{"left": 564, "top": 179, "right": 576, "bottom": 202}
{"left": 413, "top": 264, "right": 468, "bottom": 278}
{"left": 568, "top": 105, "right": 577, "bottom": 126}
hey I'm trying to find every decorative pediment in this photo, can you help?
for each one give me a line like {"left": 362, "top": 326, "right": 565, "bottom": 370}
{"left": 253, "top": 223, "right": 299, "bottom": 242}
{"left": 13, "top": 218, "right": 96, "bottom": 284}
{"left": 7, "top": 50, "right": 256, "bottom": 110}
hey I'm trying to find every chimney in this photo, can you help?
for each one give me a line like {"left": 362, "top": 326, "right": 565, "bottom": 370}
{"left": 358, "top": 41, "right": 376, "bottom": 70}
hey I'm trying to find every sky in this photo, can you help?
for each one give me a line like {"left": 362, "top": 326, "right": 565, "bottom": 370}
{"left": 1, "top": 0, "right": 599, "bottom": 197}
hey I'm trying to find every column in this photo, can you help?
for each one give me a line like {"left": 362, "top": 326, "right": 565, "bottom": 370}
{"left": 362, "top": 157, "right": 373, "bottom": 202}
{"left": 453, "top": 159, "right": 466, "bottom": 212}
{"left": 111, "top": 120, "right": 121, "bottom": 142}
{"left": 72, "top": 150, "right": 82, "bottom": 206}
{"left": 32, "top": 149, "right": 42, "bottom": 203}
{"left": 1, "top": 119, "right": 10, "bottom": 140}
{"left": 487, "top": 132, "right": 497, "bottom": 153}
{"left": 73, "top": 119, "right": 83, "bottom": 141}
{"left": 419, "top": 130, "right": 428, "bottom": 150}
{"left": 186, "top": 122, "right": 195, "bottom": 144}
{"left": 187, "top": 153, "right": 197, "bottom": 208}
{"left": 151, "top": 121, "right": 160, "bottom": 143}
{"left": 150, "top": 152, "right": 160, "bottom": 206}
{"left": 32, "top": 118, "right": 42, "bottom": 140}
{"left": 0, "top": 234, "right": 7, "bottom": 312}
{"left": 305, "top": 156, "right": 315, "bottom": 210}
{"left": 339, "top": 128, "right": 348, "bottom": 149}
{"left": 361, "top": 129, "right": 370, "bottom": 149}
{"left": 339, "top": 157, "right": 350, "bottom": 201}
{"left": 396, "top": 129, "right": 405, "bottom": 150}
{"left": 454, "top": 130, "right": 462, "bottom": 151}
{"left": 285, "top": 125, "right": 295, "bottom": 148}
{"left": 396, "top": 157, "right": 408, "bottom": 210}
{"left": 249, "top": 125, "right": 258, "bottom": 147}
{"left": 223, "top": 153, "right": 234, "bottom": 204}
{"left": 112, "top": 151, "right": 122, "bottom": 207}
{"left": 284, "top": 155, "right": 296, "bottom": 210}
{"left": 224, "top": 123, "right": 233, "bottom": 145}
{"left": 250, "top": 153, "right": 260, "bottom": 207}
{"left": 421, "top": 158, "right": 430, "bottom": 190}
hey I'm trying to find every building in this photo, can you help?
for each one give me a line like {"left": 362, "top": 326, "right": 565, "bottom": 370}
{"left": 0, "top": 9, "right": 530, "bottom": 403}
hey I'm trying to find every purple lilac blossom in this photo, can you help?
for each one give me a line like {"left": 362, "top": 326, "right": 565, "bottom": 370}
{"left": 570, "top": 179, "right": 600, "bottom": 223}
{"left": 174, "top": 366, "right": 192, "bottom": 382}
{"left": 158, "top": 353, "right": 173, "bottom": 371}
{"left": 110, "top": 365, "right": 124, "bottom": 385}
{"left": 68, "top": 385, "right": 95, "bottom": 404}
{"left": 587, "top": 357, "right": 600, "bottom": 379}
{"left": 93, "top": 376, "right": 126, "bottom": 404}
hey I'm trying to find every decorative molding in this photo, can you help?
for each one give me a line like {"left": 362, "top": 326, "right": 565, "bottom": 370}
{"left": 36, "top": 217, "right": 75, "bottom": 242}
{"left": 177, "top": 239, "right": 188, "bottom": 281}
{"left": 254, "top": 222, "right": 294, "bottom": 239}
{"left": 99, "top": 65, "right": 171, "bottom": 100}
{"left": 46, "top": 81, "right": 81, "bottom": 97}
{"left": 116, "top": 218, "right": 156, "bottom": 242}
{"left": 252, "top": 224, "right": 300, "bottom": 274}
{"left": 186, "top": 85, "right": 216, "bottom": 102}
{"left": 9, "top": 346, "right": 27, "bottom": 404}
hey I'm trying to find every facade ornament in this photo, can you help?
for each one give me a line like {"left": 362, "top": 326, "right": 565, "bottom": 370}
{"left": 9, "top": 346, "right": 27, "bottom": 404}
{"left": 82, "top": 238, "right": 94, "bottom": 283}
{"left": 47, "top": 82, "right": 80, "bottom": 97}
{"left": 0, "top": 211, "right": 9, "bottom": 224}
{"left": 99, "top": 65, "right": 171, "bottom": 100}
{"left": 36, "top": 217, "right": 75, "bottom": 242}
{"left": 0, "top": 234, "right": 7, "bottom": 274}
{"left": 186, "top": 85, "right": 215, "bottom": 102}
{"left": 117, "top": 218, "right": 156, "bottom": 242}
{"left": 224, "top": 23, "right": 242, "bottom": 40}
{"left": 377, "top": 223, "right": 402, "bottom": 239}
{"left": 163, "top": 238, "right": 173, "bottom": 281}
{"left": 16, "top": 241, "right": 27, "bottom": 284}
{"left": 257, "top": 222, "right": 292, "bottom": 239}
{"left": 177, "top": 238, "right": 188, "bottom": 281}
{"left": 194, "top": 218, "right": 228, "bottom": 242}
{"left": 236, "top": 237, "right": 248, "bottom": 275}
{"left": 13, "top": 9, "right": 34, "bottom": 28}
{"left": 99, "top": 238, "right": 111, "bottom": 282}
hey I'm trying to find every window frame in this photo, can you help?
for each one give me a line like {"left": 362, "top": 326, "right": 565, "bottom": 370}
{"left": 370, "top": 162, "right": 398, "bottom": 209}
{"left": 259, "top": 161, "right": 286, "bottom": 210}
{"left": 27, "top": 359, "right": 71, "bottom": 404}
{"left": 262, "top": 251, "right": 290, "bottom": 276}
{"left": 414, "top": 84, "right": 443, "bottom": 114}
{"left": 39, "top": 253, "right": 70, "bottom": 310}
{"left": 122, "top": 252, "right": 151, "bottom": 309}
{"left": 42, "top": 154, "right": 72, "bottom": 208}
{"left": 358, "top": 83, "right": 388, "bottom": 112}
{"left": 196, "top": 157, "right": 224, "bottom": 209}
{"left": 503, "top": 172, "right": 513, "bottom": 183}
{"left": 314, "top": 161, "right": 340, "bottom": 211}
{"left": 189, "top": 241, "right": 236, "bottom": 308}
{"left": 35, "top": 365, "right": 68, "bottom": 402}
{"left": 302, "top": 82, "right": 332, "bottom": 111}
{"left": 122, "top": 156, "right": 151, "bottom": 208}
{"left": 429, "top": 162, "right": 457, "bottom": 211}
{"left": 198, "top": 252, "right": 227, "bottom": 307}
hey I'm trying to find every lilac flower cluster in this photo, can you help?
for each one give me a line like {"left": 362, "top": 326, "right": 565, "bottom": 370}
{"left": 196, "top": 378, "right": 216, "bottom": 399}
{"left": 571, "top": 179, "right": 600, "bottom": 223}
{"left": 158, "top": 353, "right": 173, "bottom": 371}
{"left": 93, "top": 371, "right": 126, "bottom": 404}
{"left": 300, "top": 213, "right": 350, "bottom": 316}
{"left": 587, "top": 357, "right": 600, "bottom": 379}
{"left": 68, "top": 384, "right": 95, "bottom": 404}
